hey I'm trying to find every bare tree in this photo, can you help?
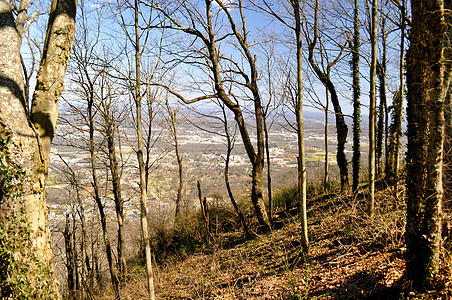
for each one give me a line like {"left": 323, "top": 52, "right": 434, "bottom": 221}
{"left": 162, "top": 98, "right": 184, "bottom": 227}
{"left": 132, "top": 1, "right": 155, "bottom": 296}
{"left": 220, "top": 103, "right": 249, "bottom": 233}
{"left": 386, "top": 0, "right": 407, "bottom": 185}
{"left": 255, "top": 0, "right": 308, "bottom": 248}
{"left": 97, "top": 73, "right": 128, "bottom": 282}
{"left": 307, "top": 0, "right": 349, "bottom": 193}
{"left": 149, "top": 0, "right": 272, "bottom": 231}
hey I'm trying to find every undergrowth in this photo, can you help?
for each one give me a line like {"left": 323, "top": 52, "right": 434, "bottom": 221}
{"left": 98, "top": 180, "right": 452, "bottom": 299}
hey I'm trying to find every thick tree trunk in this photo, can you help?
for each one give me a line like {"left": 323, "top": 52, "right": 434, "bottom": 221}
{"left": 0, "top": 0, "right": 75, "bottom": 297}
{"left": 406, "top": 0, "right": 449, "bottom": 288}
{"left": 442, "top": 0, "right": 451, "bottom": 208}
{"left": 251, "top": 158, "right": 271, "bottom": 230}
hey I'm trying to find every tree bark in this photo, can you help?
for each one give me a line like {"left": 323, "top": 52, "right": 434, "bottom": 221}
{"left": 88, "top": 91, "right": 120, "bottom": 299}
{"left": 263, "top": 116, "right": 273, "bottom": 224}
{"left": 0, "top": 0, "right": 76, "bottom": 297}
{"left": 105, "top": 117, "right": 127, "bottom": 282}
{"left": 324, "top": 89, "right": 329, "bottom": 192}
{"left": 134, "top": 0, "right": 155, "bottom": 298}
{"left": 64, "top": 215, "right": 75, "bottom": 300}
{"left": 406, "top": 0, "right": 449, "bottom": 288}
{"left": 376, "top": 18, "right": 387, "bottom": 178}
{"left": 166, "top": 106, "right": 183, "bottom": 226}
{"left": 197, "top": 181, "right": 211, "bottom": 236}
{"left": 352, "top": 0, "right": 361, "bottom": 193}
{"left": 293, "top": 0, "right": 309, "bottom": 251}
{"left": 221, "top": 106, "right": 248, "bottom": 234}
{"left": 387, "top": 0, "right": 406, "bottom": 185}
{"left": 368, "top": 0, "right": 378, "bottom": 217}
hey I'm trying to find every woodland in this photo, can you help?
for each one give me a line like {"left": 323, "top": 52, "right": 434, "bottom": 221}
{"left": 0, "top": 0, "right": 451, "bottom": 299}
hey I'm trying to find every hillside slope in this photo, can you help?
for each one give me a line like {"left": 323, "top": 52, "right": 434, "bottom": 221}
{"left": 103, "top": 184, "right": 451, "bottom": 299}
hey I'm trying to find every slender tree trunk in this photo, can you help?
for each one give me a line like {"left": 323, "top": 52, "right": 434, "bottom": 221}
{"left": 222, "top": 107, "right": 248, "bottom": 233}
{"left": 293, "top": 0, "right": 309, "bottom": 251}
{"left": 0, "top": 0, "right": 76, "bottom": 297}
{"left": 368, "top": 0, "right": 378, "bottom": 217}
{"left": 106, "top": 120, "right": 127, "bottom": 282}
{"left": 64, "top": 215, "right": 75, "bottom": 300}
{"left": 71, "top": 211, "right": 80, "bottom": 294}
{"left": 390, "top": 0, "right": 406, "bottom": 185}
{"left": 88, "top": 99, "right": 120, "bottom": 299}
{"left": 263, "top": 117, "right": 273, "bottom": 224}
{"left": 197, "top": 181, "right": 211, "bottom": 235}
{"left": 134, "top": 1, "right": 155, "bottom": 298}
{"left": 78, "top": 194, "right": 91, "bottom": 294}
{"left": 173, "top": 116, "right": 183, "bottom": 226}
{"left": 376, "top": 20, "right": 387, "bottom": 179}
{"left": 406, "top": 0, "right": 449, "bottom": 288}
{"left": 324, "top": 89, "right": 329, "bottom": 192}
{"left": 352, "top": 0, "right": 361, "bottom": 193}
{"left": 175, "top": 137, "right": 183, "bottom": 225}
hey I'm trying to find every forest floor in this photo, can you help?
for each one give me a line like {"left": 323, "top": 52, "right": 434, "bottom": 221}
{"left": 107, "top": 183, "right": 452, "bottom": 299}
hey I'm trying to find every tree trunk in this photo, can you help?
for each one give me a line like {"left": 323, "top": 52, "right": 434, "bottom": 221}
{"left": 442, "top": 0, "right": 451, "bottom": 209}
{"left": 376, "top": 20, "right": 387, "bottom": 179}
{"left": 222, "top": 106, "right": 248, "bottom": 233}
{"left": 406, "top": 0, "right": 449, "bottom": 288}
{"left": 264, "top": 116, "right": 273, "bottom": 224}
{"left": 64, "top": 215, "right": 75, "bottom": 300}
{"left": 293, "top": 0, "right": 309, "bottom": 251}
{"left": 0, "top": 0, "right": 76, "bottom": 297}
{"left": 172, "top": 110, "right": 183, "bottom": 226}
{"left": 387, "top": 0, "right": 406, "bottom": 185}
{"left": 197, "top": 181, "right": 211, "bottom": 236}
{"left": 324, "top": 89, "right": 329, "bottom": 192}
{"left": 368, "top": 0, "right": 378, "bottom": 217}
{"left": 134, "top": 0, "right": 155, "bottom": 298}
{"left": 88, "top": 98, "right": 120, "bottom": 299}
{"left": 376, "top": 15, "right": 388, "bottom": 179}
{"left": 106, "top": 119, "right": 127, "bottom": 282}
{"left": 352, "top": 0, "right": 361, "bottom": 193}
